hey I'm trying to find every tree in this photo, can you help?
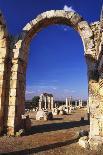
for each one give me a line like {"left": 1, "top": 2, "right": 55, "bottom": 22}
{"left": 32, "top": 96, "right": 40, "bottom": 107}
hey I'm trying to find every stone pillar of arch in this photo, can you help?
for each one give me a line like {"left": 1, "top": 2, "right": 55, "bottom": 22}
{"left": 0, "top": 12, "right": 10, "bottom": 134}
{"left": 6, "top": 38, "right": 27, "bottom": 135}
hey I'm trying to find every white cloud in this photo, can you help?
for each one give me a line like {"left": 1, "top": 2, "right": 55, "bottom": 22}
{"left": 63, "top": 5, "right": 75, "bottom": 12}
{"left": 26, "top": 91, "right": 35, "bottom": 94}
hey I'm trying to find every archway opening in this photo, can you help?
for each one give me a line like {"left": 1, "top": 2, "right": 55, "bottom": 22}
{"left": 25, "top": 24, "right": 88, "bottom": 128}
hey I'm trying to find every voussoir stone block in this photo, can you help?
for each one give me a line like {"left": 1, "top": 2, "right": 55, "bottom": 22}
{"left": 70, "top": 13, "right": 82, "bottom": 26}
{"left": 78, "top": 21, "right": 93, "bottom": 38}
{"left": 23, "top": 23, "right": 32, "bottom": 31}
{"left": 43, "top": 10, "right": 55, "bottom": 18}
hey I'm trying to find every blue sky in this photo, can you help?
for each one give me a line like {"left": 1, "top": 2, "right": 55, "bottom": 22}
{"left": 0, "top": 0, "right": 102, "bottom": 100}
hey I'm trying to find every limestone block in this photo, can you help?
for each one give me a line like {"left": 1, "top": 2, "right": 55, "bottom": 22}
{"left": 36, "top": 110, "right": 52, "bottom": 121}
{"left": 70, "top": 13, "right": 82, "bottom": 26}
{"left": 0, "top": 59, "right": 5, "bottom": 63}
{"left": 15, "top": 40, "right": 22, "bottom": 48}
{"left": 31, "top": 19, "right": 37, "bottom": 26}
{"left": 23, "top": 23, "right": 32, "bottom": 31}
{"left": 66, "top": 11, "right": 75, "bottom": 19}
{"left": 12, "top": 59, "right": 19, "bottom": 64}
{"left": 0, "top": 63, "right": 5, "bottom": 71}
{"left": 11, "top": 64, "right": 18, "bottom": 72}
{"left": 78, "top": 136, "right": 89, "bottom": 149}
{"left": 55, "top": 10, "right": 67, "bottom": 18}
{"left": 8, "top": 106, "right": 15, "bottom": 117}
{"left": 9, "top": 96, "right": 17, "bottom": 105}
{"left": 10, "top": 80, "right": 17, "bottom": 89}
{"left": 12, "top": 51, "right": 20, "bottom": 60}
{"left": 7, "top": 116, "right": 15, "bottom": 127}
{"left": 0, "top": 71, "right": 5, "bottom": 80}
{"left": 90, "top": 118, "right": 99, "bottom": 137}
{"left": 0, "top": 30, "right": 6, "bottom": 39}
{"left": 10, "top": 72, "right": 18, "bottom": 80}
{"left": 78, "top": 21, "right": 93, "bottom": 38}
{"left": 44, "top": 10, "right": 55, "bottom": 18}
{"left": 9, "top": 88, "right": 17, "bottom": 97}
{"left": 99, "top": 87, "right": 103, "bottom": 96}
{"left": 59, "top": 110, "right": 64, "bottom": 115}
{"left": 85, "top": 39, "right": 94, "bottom": 49}
{"left": 13, "top": 48, "right": 28, "bottom": 63}
{"left": 0, "top": 38, "right": 6, "bottom": 48}
{"left": 0, "top": 48, "right": 7, "bottom": 58}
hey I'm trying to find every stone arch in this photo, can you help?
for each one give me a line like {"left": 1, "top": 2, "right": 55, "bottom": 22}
{"left": 8, "top": 10, "right": 97, "bottom": 136}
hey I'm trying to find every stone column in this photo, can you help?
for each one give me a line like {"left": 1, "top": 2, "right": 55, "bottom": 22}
{"left": 47, "top": 96, "right": 51, "bottom": 110}
{"left": 51, "top": 96, "right": 54, "bottom": 110}
{"left": 66, "top": 98, "right": 68, "bottom": 107}
{"left": 78, "top": 100, "right": 81, "bottom": 108}
{"left": 75, "top": 100, "right": 78, "bottom": 108}
{"left": 39, "top": 100, "right": 42, "bottom": 110}
{"left": 44, "top": 96, "right": 47, "bottom": 109}
{"left": 66, "top": 98, "right": 69, "bottom": 114}
{"left": 68, "top": 97, "right": 71, "bottom": 107}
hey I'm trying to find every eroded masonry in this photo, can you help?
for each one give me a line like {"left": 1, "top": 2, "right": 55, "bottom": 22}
{"left": 0, "top": 9, "right": 103, "bottom": 149}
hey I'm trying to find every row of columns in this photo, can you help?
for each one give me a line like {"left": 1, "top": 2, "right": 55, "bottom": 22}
{"left": 39, "top": 94, "right": 54, "bottom": 110}
{"left": 66, "top": 97, "right": 83, "bottom": 108}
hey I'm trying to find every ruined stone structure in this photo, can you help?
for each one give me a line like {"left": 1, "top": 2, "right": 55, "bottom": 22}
{"left": 39, "top": 93, "right": 54, "bottom": 110}
{"left": 79, "top": 99, "right": 83, "bottom": 108}
{"left": 0, "top": 8, "right": 103, "bottom": 148}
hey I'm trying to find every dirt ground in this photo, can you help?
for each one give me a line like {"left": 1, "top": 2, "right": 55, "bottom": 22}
{"left": 0, "top": 108, "right": 101, "bottom": 155}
